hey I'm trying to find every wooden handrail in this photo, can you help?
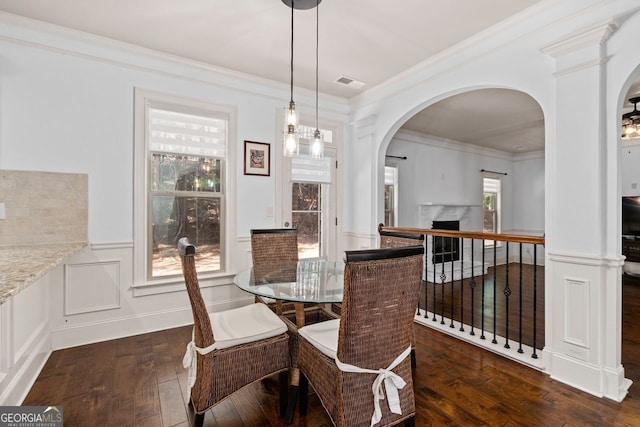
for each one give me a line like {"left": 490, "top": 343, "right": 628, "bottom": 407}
{"left": 378, "top": 224, "right": 545, "bottom": 246}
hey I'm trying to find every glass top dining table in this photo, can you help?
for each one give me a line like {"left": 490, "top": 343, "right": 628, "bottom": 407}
{"left": 233, "top": 260, "right": 345, "bottom": 305}
{"left": 235, "top": 260, "right": 345, "bottom": 423}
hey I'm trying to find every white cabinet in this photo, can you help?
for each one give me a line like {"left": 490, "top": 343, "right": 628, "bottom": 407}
{"left": 0, "top": 268, "right": 55, "bottom": 405}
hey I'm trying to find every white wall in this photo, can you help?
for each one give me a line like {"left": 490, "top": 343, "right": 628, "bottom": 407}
{"left": 345, "top": 0, "right": 640, "bottom": 403}
{"left": 387, "top": 131, "right": 544, "bottom": 266}
{"left": 1, "top": 0, "right": 640, "bottom": 405}
{"left": 0, "top": 17, "right": 349, "bottom": 241}
{"left": 0, "top": 15, "right": 349, "bottom": 348}
{"left": 620, "top": 142, "right": 640, "bottom": 197}
{"left": 512, "top": 152, "right": 545, "bottom": 234}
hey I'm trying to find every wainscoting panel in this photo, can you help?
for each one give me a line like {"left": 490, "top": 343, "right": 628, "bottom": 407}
{"left": 563, "top": 277, "right": 590, "bottom": 348}
{"left": 50, "top": 241, "right": 254, "bottom": 350}
{"left": 64, "top": 261, "right": 121, "bottom": 315}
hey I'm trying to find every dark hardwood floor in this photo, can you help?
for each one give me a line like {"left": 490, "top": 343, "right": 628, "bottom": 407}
{"left": 421, "top": 264, "right": 545, "bottom": 350}
{"left": 23, "top": 276, "right": 640, "bottom": 426}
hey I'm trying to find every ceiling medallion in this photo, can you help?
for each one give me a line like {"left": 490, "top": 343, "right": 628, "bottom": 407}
{"left": 281, "top": 0, "right": 322, "bottom": 10}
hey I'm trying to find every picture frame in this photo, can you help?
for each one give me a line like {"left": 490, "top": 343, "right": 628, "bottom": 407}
{"left": 244, "top": 140, "right": 271, "bottom": 176}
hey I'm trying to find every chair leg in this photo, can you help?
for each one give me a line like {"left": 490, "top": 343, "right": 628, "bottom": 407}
{"left": 279, "top": 370, "right": 289, "bottom": 417}
{"left": 404, "top": 416, "right": 416, "bottom": 427}
{"left": 284, "top": 384, "right": 299, "bottom": 424}
{"left": 299, "top": 372, "right": 309, "bottom": 416}
{"left": 188, "top": 398, "right": 204, "bottom": 427}
{"left": 193, "top": 413, "right": 204, "bottom": 427}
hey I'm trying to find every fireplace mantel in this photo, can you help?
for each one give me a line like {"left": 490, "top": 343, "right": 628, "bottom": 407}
{"left": 419, "top": 204, "right": 480, "bottom": 223}
{"left": 421, "top": 203, "right": 481, "bottom": 206}
{"left": 418, "top": 203, "right": 487, "bottom": 282}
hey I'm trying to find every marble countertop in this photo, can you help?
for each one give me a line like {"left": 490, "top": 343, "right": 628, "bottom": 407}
{"left": 0, "top": 242, "right": 87, "bottom": 304}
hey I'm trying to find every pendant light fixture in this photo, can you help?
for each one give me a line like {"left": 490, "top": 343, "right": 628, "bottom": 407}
{"left": 310, "top": 0, "right": 324, "bottom": 159}
{"left": 622, "top": 96, "right": 640, "bottom": 139}
{"left": 282, "top": 0, "right": 323, "bottom": 157}
{"left": 283, "top": 0, "right": 299, "bottom": 157}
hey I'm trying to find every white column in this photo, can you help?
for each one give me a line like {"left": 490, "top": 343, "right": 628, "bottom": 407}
{"left": 541, "top": 20, "right": 629, "bottom": 401}
{"left": 343, "top": 115, "right": 378, "bottom": 250}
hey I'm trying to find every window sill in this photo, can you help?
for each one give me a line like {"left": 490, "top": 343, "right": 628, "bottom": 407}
{"left": 132, "top": 271, "right": 237, "bottom": 297}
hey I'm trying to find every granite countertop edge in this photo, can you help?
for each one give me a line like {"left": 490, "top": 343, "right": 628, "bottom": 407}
{"left": 0, "top": 242, "right": 88, "bottom": 305}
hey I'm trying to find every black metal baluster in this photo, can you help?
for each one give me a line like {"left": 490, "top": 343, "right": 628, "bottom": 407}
{"left": 481, "top": 240, "right": 486, "bottom": 340}
{"left": 504, "top": 242, "right": 511, "bottom": 349}
{"left": 469, "top": 239, "right": 476, "bottom": 336}
{"left": 459, "top": 237, "right": 465, "bottom": 332}
{"left": 492, "top": 243, "right": 497, "bottom": 344}
{"left": 432, "top": 235, "right": 437, "bottom": 322}
{"left": 518, "top": 243, "right": 524, "bottom": 354}
{"left": 450, "top": 236, "right": 455, "bottom": 328}
{"left": 532, "top": 244, "right": 539, "bottom": 359}
{"left": 440, "top": 245, "right": 446, "bottom": 325}
{"left": 423, "top": 235, "right": 429, "bottom": 319}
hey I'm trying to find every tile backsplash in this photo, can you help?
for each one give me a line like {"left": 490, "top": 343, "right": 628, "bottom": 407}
{"left": 0, "top": 170, "right": 88, "bottom": 246}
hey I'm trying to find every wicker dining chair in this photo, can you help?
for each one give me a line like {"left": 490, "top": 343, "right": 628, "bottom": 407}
{"left": 331, "top": 225, "right": 426, "bottom": 317}
{"left": 250, "top": 228, "right": 299, "bottom": 314}
{"left": 379, "top": 228, "right": 425, "bottom": 249}
{"left": 297, "top": 245, "right": 424, "bottom": 427}
{"left": 250, "top": 228, "right": 337, "bottom": 423}
{"left": 378, "top": 226, "right": 425, "bottom": 369}
{"left": 178, "top": 238, "right": 291, "bottom": 427}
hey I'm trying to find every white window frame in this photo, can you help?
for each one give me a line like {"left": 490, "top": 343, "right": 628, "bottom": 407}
{"left": 482, "top": 173, "right": 502, "bottom": 247}
{"left": 133, "top": 88, "right": 237, "bottom": 294}
{"left": 275, "top": 111, "right": 343, "bottom": 262}
{"left": 384, "top": 165, "right": 399, "bottom": 227}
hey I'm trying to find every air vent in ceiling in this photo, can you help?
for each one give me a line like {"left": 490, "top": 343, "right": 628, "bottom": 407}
{"left": 335, "top": 75, "right": 367, "bottom": 89}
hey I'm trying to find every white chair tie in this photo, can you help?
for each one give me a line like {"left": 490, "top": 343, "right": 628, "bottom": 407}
{"left": 335, "top": 346, "right": 412, "bottom": 427}
{"left": 182, "top": 329, "right": 217, "bottom": 398}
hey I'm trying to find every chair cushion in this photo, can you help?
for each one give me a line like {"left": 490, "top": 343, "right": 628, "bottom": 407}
{"left": 256, "top": 286, "right": 276, "bottom": 304}
{"left": 298, "top": 318, "right": 341, "bottom": 359}
{"left": 210, "top": 303, "right": 287, "bottom": 350}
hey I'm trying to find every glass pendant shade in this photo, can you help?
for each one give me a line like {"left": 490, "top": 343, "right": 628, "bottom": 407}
{"left": 284, "top": 126, "right": 299, "bottom": 157}
{"left": 624, "top": 122, "right": 638, "bottom": 137}
{"left": 622, "top": 97, "right": 640, "bottom": 139}
{"left": 311, "top": 128, "right": 323, "bottom": 159}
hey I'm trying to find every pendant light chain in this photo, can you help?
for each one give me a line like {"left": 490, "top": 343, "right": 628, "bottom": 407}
{"left": 290, "top": 0, "right": 294, "bottom": 105}
{"left": 311, "top": 0, "right": 324, "bottom": 159}
{"left": 315, "top": 0, "right": 319, "bottom": 130}
{"left": 284, "top": 0, "right": 299, "bottom": 157}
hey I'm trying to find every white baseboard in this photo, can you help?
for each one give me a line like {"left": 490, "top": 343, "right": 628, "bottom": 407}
{"left": 547, "top": 351, "right": 631, "bottom": 402}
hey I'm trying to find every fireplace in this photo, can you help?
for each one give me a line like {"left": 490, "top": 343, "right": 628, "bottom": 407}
{"left": 432, "top": 220, "right": 460, "bottom": 264}
{"left": 418, "top": 203, "right": 488, "bottom": 282}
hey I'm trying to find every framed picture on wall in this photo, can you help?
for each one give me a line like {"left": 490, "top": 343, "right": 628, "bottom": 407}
{"left": 244, "top": 140, "right": 270, "bottom": 176}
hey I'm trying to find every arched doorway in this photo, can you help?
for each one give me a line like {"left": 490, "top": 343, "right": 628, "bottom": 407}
{"left": 382, "top": 87, "right": 546, "bottom": 365}
{"left": 384, "top": 88, "right": 544, "bottom": 237}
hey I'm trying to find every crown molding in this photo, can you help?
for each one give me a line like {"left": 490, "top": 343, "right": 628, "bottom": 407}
{"left": 540, "top": 19, "right": 619, "bottom": 58}
{"left": 0, "top": 11, "right": 349, "bottom": 113}
{"left": 393, "top": 130, "right": 517, "bottom": 161}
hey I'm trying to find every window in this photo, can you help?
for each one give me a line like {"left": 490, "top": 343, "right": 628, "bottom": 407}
{"left": 135, "top": 89, "right": 235, "bottom": 285}
{"left": 384, "top": 166, "right": 398, "bottom": 226}
{"left": 278, "top": 120, "right": 339, "bottom": 261}
{"left": 288, "top": 124, "right": 336, "bottom": 259}
{"left": 483, "top": 175, "right": 501, "bottom": 245}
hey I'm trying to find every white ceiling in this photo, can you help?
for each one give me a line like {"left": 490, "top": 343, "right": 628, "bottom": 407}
{"left": 0, "top": 0, "right": 542, "bottom": 98}
{"left": 402, "top": 89, "right": 545, "bottom": 153}
{"left": 13, "top": 0, "right": 634, "bottom": 154}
